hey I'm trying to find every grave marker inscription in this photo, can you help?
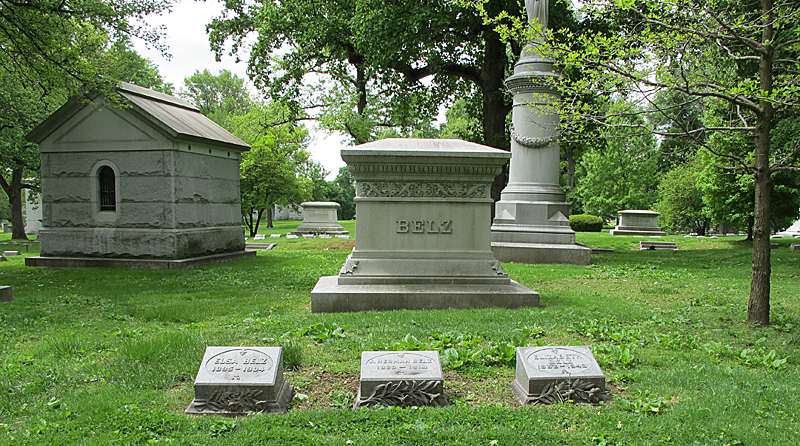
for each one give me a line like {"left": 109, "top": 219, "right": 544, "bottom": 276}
{"left": 511, "top": 346, "right": 610, "bottom": 405}
{"left": 354, "top": 351, "right": 447, "bottom": 409}
{"left": 186, "top": 346, "right": 293, "bottom": 415}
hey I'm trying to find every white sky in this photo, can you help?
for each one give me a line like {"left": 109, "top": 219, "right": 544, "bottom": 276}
{"left": 132, "top": 0, "right": 348, "bottom": 179}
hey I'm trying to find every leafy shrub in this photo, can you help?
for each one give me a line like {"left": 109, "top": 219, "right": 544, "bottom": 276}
{"left": 569, "top": 214, "right": 604, "bottom": 232}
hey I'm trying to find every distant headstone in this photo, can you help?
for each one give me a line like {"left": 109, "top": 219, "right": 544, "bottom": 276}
{"left": 770, "top": 243, "right": 779, "bottom": 249}
{"left": 290, "top": 202, "right": 349, "bottom": 235}
{"left": 710, "top": 236, "right": 718, "bottom": 239}
{"left": 319, "top": 234, "right": 332, "bottom": 239}
{"left": 777, "top": 218, "right": 800, "bottom": 237}
{"left": 591, "top": 248, "right": 614, "bottom": 254}
{"left": 610, "top": 210, "right": 666, "bottom": 236}
{"left": 185, "top": 347, "right": 293, "bottom": 415}
{"left": 8, "top": 241, "right": 18, "bottom": 246}
{"left": 254, "top": 234, "right": 266, "bottom": 240}
{"left": 354, "top": 351, "right": 447, "bottom": 409}
{"left": 3, "top": 251, "right": 20, "bottom": 256}
{"left": 640, "top": 241, "right": 677, "bottom": 251}
{"left": 336, "top": 235, "right": 350, "bottom": 239}
{"left": 511, "top": 346, "right": 610, "bottom": 405}
{"left": 302, "top": 234, "right": 316, "bottom": 239}
{"left": 772, "top": 235, "right": 784, "bottom": 239}
{"left": 0, "top": 286, "right": 11, "bottom": 302}
{"left": 270, "top": 234, "right": 281, "bottom": 238}
{"left": 245, "top": 243, "right": 277, "bottom": 250}
{"left": 683, "top": 235, "right": 692, "bottom": 238}
{"left": 0, "top": 255, "right": 7, "bottom": 262}
{"left": 726, "top": 233, "right": 737, "bottom": 237}
{"left": 286, "top": 235, "right": 299, "bottom": 239}
{"left": 791, "top": 244, "right": 800, "bottom": 251}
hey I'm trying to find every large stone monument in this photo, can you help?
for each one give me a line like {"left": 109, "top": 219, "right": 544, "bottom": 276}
{"left": 777, "top": 218, "right": 800, "bottom": 237}
{"left": 610, "top": 210, "right": 666, "bottom": 236}
{"left": 490, "top": 0, "right": 590, "bottom": 265}
{"left": 24, "top": 82, "right": 255, "bottom": 269}
{"left": 186, "top": 346, "right": 293, "bottom": 415}
{"left": 290, "top": 201, "right": 348, "bottom": 235}
{"left": 311, "top": 138, "right": 539, "bottom": 313}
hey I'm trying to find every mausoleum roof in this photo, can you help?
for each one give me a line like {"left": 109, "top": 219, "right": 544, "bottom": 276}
{"left": 26, "top": 82, "right": 250, "bottom": 151}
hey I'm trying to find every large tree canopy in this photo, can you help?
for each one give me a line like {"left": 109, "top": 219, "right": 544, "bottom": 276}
{"left": 522, "top": 0, "right": 800, "bottom": 325}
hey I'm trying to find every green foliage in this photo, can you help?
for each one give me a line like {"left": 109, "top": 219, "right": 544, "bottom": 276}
{"left": 654, "top": 159, "right": 709, "bottom": 234}
{"left": 617, "top": 393, "right": 666, "bottom": 415}
{"left": 293, "top": 322, "right": 347, "bottom": 342}
{"left": 280, "top": 339, "right": 304, "bottom": 371}
{"left": 569, "top": 214, "right": 603, "bottom": 232}
{"left": 181, "top": 69, "right": 253, "bottom": 124}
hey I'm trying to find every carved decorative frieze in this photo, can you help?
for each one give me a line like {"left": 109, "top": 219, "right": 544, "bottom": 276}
{"left": 357, "top": 182, "right": 490, "bottom": 199}
{"left": 509, "top": 124, "right": 561, "bottom": 149}
{"left": 489, "top": 260, "right": 508, "bottom": 277}
{"left": 529, "top": 378, "right": 608, "bottom": 405}
{"left": 192, "top": 389, "right": 269, "bottom": 413}
{"left": 355, "top": 380, "right": 446, "bottom": 408}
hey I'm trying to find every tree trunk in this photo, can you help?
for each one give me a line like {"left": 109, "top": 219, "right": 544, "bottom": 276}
{"left": 480, "top": 28, "right": 512, "bottom": 217}
{"left": 253, "top": 208, "right": 264, "bottom": 235}
{"left": 566, "top": 146, "right": 576, "bottom": 191}
{"left": 0, "top": 168, "right": 29, "bottom": 240}
{"left": 748, "top": 1, "right": 774, "bottom": 326}
{"left": 266, "top": 206, "right": 274, "bottom": 229}
{"left": 244, "top": 208, "right": 255, "bottom": 237}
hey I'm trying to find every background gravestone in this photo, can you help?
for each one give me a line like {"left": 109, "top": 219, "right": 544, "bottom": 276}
{"left": 0, "top": 286, "right": 11, "bottom": 302}
{"left": 185, "top": 346, "right": 293, "bottom": 415}
{"left": 291, "top": 202, "right": 349, "bottom": 235}
{"left": 311, "top": 138, "right": 539, "bottom": 313}
{"left": 354, "top": 351, "right": 447, "bottom": 409}
{"left": 610, "top": 210, "right": 667, "bottom": 236}
{"left": 511, "top": 346, "right": 609, "bottom": 405}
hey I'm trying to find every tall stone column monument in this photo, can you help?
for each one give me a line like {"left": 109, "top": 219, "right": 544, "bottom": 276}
{"left": 490, "top": 0, "right": 590, "bottom": 265}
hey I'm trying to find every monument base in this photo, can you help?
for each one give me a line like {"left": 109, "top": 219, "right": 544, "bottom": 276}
{"left": 25, "top": 250, "right": 256, "bottom": 270}
{"left": 609, "top": 229, "right": 667, "bottom": 236}
{"left": 310, "top": 275, "right": 539, "bottom": 313}
{"left": 491, "top": 242, "right": 591, "bottom": 265}
{"left": 186, "top": 380, "right": 293, "bottom": 415}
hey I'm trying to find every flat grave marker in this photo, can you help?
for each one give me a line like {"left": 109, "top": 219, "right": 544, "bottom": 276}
{"left": 511, "top": 346, "right": 610, "bottom": 405}
{"left": 270, "top": 234, "right": 281, "bottom": 238}
{"left": 354, "top": 351, "right": 447, "bottom": 409}
{"left": 3, "top": 251, "right": 20, "bottom": 256}
{"left": 186, "top": 346, "right": 293, "bottom": 415}
{"left": 0, "top": 286, "right": 11, "bottom": 302}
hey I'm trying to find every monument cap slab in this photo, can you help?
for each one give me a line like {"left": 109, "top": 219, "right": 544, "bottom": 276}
{"left": 186, "top": 346, "right": 293, "bottom": 415}
{"left": 511, "top": 346, "right": 609, "bottom": 405}
{"left": 354, "top": 351, "right": 447, "bottom": 408}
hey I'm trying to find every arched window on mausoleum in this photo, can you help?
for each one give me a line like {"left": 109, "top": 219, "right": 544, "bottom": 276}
{"left": 98, "top": 166, "right": 116, "bottom": 211}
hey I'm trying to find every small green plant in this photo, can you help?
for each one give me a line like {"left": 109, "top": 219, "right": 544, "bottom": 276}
{"left": 293, "top": 322, "right": 347, "bottom": 342}
{"left": 617, "top": 392, "right": 667, "bottom": 414}
{"left": 209, "top": 419, "right": 236, "bottom": 437}
{"left": 737, "top": 347, "right": 788, "bottom": 372}
{"left": 280, "top": 338, "right": 303, "bottom": 371}
{"left": 329, "top": 390, "right": 355, "bottom": 409}
{"left": 569, "top": 214, "right": 604, "bottom": 232}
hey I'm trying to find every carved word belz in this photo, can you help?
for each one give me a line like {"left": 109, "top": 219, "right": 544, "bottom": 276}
{"left": 396, "top": 220, "right": 452, "bottom": 234}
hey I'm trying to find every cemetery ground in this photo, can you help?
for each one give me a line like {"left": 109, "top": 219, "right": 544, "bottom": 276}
{"left": 1, "top": 224, "right": 798, "bottom": 445}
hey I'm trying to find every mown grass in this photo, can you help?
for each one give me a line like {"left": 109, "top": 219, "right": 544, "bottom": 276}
{"left": 0, "top": 228, "right": 798, "bottom": 445}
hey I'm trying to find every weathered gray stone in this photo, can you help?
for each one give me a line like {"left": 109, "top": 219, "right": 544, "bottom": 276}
{"left": 291, "top": 202, "right": 349, "bottom": 235}
{"left": 186, "top": 346, "right": 293, "bottom": 415}
{"left": 610, "top": 210, "right": 667, "bottom": 236}
{"left": 286, "top": 235, "right": 299, "bottom": 239}
{"left": 269, "top": 234, "right": 281, "bottom": 238}
{"left": 310, "top": 138, "right": 539, "bottom": 313}
{"left": 26, "top": 82, "right": 251, "bottom": 267}
{"left": 26, "top": 250, "right": 255, "bottom": 270}
{"left": 354, "top": 351, "right": 447, "bottom": 409}
{"left": 791, "top": 244, "right": 800, "bottom": 251}
{"left": 336, "top": 235, "right": 350, "bottom": 239}
{"left": 254, "top": 234, "right": 266, "bottom": 240}
{"left": 3, "top": 251, "right": 20, "bottom": 256}
{"left": 511, "top": 346, "right": 610, "bottom": 405}
{"left": 0, "top": 286, "right": 11, "bottom": 302}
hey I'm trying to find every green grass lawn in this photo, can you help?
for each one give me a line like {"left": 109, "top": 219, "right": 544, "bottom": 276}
{"left": 0, "top": 228, "right": 798, "bottom": 445}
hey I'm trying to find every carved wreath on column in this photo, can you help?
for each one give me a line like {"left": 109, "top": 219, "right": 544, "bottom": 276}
{"left": 509, "top": 124, "right": 561, "bottom": 149}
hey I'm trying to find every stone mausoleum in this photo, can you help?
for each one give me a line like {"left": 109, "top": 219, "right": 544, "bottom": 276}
{"left": 25, "top": 82, "right": 255, "bottom": 268}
